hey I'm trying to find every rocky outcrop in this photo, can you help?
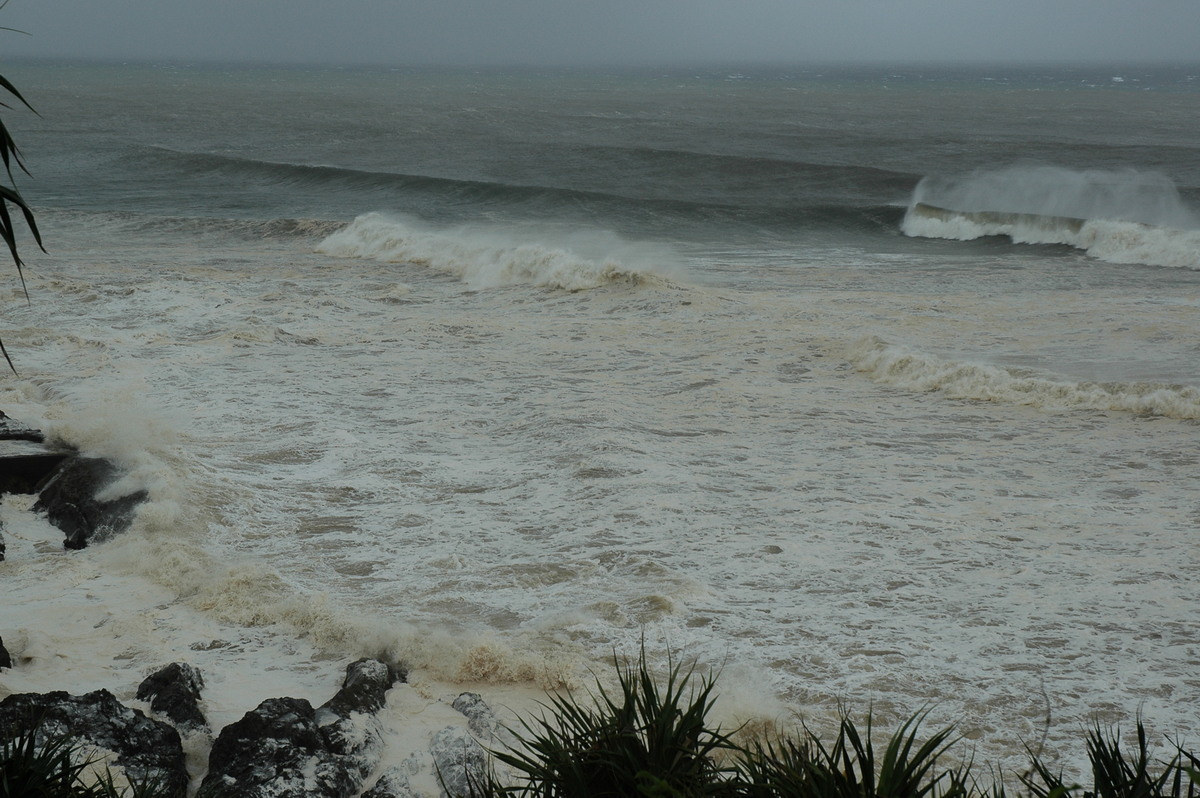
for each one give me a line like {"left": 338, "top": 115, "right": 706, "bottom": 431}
{"left": 0, "top": 635, "right": 10, "bottom": 669}
{"left": 364, "top": 692, "right": 500, "bottom": 798}
{"left": 136, "top": 662, "right": 207, "bottom": 732}
{"left": 0, "top": 689, "right": 187, "bottom": 796}
{"left": 0, "top": 412, "right": 67, "bottom": 499}
{"left": 0, "top": 410, "right": 46, "bottom": 444}
{"left": 0, "top": 649, "right": 408, "bottom": 798}
{"left": 451, "top": 692, "right": 500, "bottom": 741}
{"left": 429, "top": 726, "right": 488, "bottom": 798}
{"left": 201, "top": 658, "right": 405, "bottom": 798}
{"left": 32, "top": 456, "right": 148, "bottom": 550}
{"left": 0, "top": 413, "right": 151, "bottom": 552}
{"left": 203, "top": 696, "right": 347, "bottom": 798}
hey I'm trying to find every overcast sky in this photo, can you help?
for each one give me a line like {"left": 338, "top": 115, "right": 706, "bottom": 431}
{"left": 2, "top": 0, "right": 1198, "bottom": 67}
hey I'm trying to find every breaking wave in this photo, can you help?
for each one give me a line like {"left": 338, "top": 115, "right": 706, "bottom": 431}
{"left": 849, "top": 336, "right": 1200, "bottom": 420}
{"left": 316, "top": 212, "right": 680, "bottom": 290}
{"left": 902, "top": 166, "right": 1200, "bottom": 269}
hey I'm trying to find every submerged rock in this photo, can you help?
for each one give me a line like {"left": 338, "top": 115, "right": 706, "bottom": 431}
{"left": 202, "top": 658, "right": 404, "bottom": 798}
{"left": 451, "top": 692, "right": 500, "bottom": 741}
{"left": 430, "top": 726, "right": 488, "bottom": 798}
{"left": 0, "top": 689, "right": 187, "bottom": 796}
{"left": 136, "top": 662, "right": 207, "bottom": 732}
{"left": 33, "top": 456, "right": 148, "bottom": 549}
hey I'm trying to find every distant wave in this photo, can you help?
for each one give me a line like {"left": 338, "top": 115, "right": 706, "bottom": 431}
{"left": 136, "top": 145, "right": 911, "bottom": 232}
{"left": 849, "top": 336, "right": 1200, "bottom": 420}
{"left": 543, "top": 142, "right": 919, "bottom": 203}
{"left": 41, "top": 207, "right": 343, "bottom": 240}
{"left": 317, "top": 213, "right": 680, "bottom": 291}
{"left": 901, "top": 166, "right": 1200, "bottom": 269}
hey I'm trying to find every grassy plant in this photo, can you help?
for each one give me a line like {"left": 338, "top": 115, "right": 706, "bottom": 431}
{"left": 480, "top": 648, "right": 740, "bottom": 797}
{"left": 0, "top": 4, "right": 46, "bottom": 372}
{"left": 1084, "top": 721, "right": 1200, "bottom": 798}
{"left": 466, "top": 654, "right": 1200, "bottom": 798}
{"left": 0, "top": 724, "right": 95, "bottom": 797}
{"left": 735, "top": 710, "right": 969, "bottom": 798}
{"left": 0, "top": 722, "right": 191, "bottom": 798}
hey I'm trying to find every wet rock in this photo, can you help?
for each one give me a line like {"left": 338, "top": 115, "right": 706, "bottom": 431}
{"left": 0, "top": 410, "right": 46, "bottom": 443}
{"left": 0, "top": 412, "right": 69, "bottom": 498}
{"left": 33, "top": 456, "right": 148, "bottom": 549}
{"left": 322, "top": 658, "right": 406, "bottom": 718}
{"left": 0, "top": 689, "right": 187, "bottom": 796}
{"left": 202, "top": 659, "right": 404, "bottom": 798}
{"left": 136, "top": 662, "right": 207, "bottom": 732}
{"left": 318, "top": 658, "right": 407, "bottom": 787}
{"left": 0, "top": 635, "right": 10, "bottom": 669}
{"left": 361, "top": 766, "right": 418, "bottom": 798}
{"left": 0, "top": 440, "right": 69, "bottom": 497}
{"left": 203, "top": 696, "right": 350, "bottom": 798}
{"left": 430, "top": 726, "right": 488, "bottom": 798}
{"left": 451, "top": 692, "right": 500, "bottom": 741}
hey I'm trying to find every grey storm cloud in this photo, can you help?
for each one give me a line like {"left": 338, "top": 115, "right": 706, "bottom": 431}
{"left": 2, "top": 0, "right": 1198, "bottom": 66}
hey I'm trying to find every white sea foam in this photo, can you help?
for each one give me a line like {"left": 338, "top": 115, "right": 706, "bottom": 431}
{"left": 903, "top": 166, "right": 1200, "bottom": 269}
{"left": 849, "top": 335, "right": 1200, "bottom": 419}
{"left": 316, "top": 213, "right": 680, "bottom": 291}
{"left": 4, "top": 207, "right": 1200, "bottom": 784}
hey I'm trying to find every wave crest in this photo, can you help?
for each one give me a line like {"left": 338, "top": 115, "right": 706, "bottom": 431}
{"left": 901, "top": 166, "right": 1200, "bottom": 269}
{"left": 848, "top": 336, "right": 1200, "bottom": 420}
{"left": 317, "top": 213, "right": 679, "bottom": 291}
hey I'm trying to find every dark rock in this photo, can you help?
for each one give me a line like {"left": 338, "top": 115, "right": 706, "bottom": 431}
{"left": 33, "top": 456, "right": 148, "bottom": 549}
{"left": 203, "top": 659, "right": 404, "bottom": 798}
{"left": 0, "top": 412, "right": 67, "bottom": 498}
{"left": 0, "top": 635, "right": 10, "bottom": 669}
{"left": 321, "top": 658, "right": 406, "bottom": 718}
{"left": 203, "top": 697, "right": 350, "bottom": 798}
{"left": 452, "top": 692, "right": 499, "bottom": 741}
{"left": 0, "top": 689, "right": 187, "bottom": 796}
{"left": 317, "top": 658, "right": 406, "bottom": 788}
{"left": 430, "top": 726, "right": 487, "bottom": 798}
{"left": 0, "top": 520, "right": 5, "bottom": 562}
{"left": 0, "top": 410, "right": 46, "bottom": 443}
{"left": 136, "top": 662, "right": 207, "bottom": 731}
{"left": 0, "top": 440, "right": 70, "bottom": 496}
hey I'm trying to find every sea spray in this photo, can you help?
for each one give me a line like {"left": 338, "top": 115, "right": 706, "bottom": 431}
{"left": 901, "top": 166, "right": 1200, "bottom": 269}
{"left": 316, "top": 213, "right": 681, "bottom": 291}
{"left": 910, "top": 165, "right": 1198, "bottom": 228}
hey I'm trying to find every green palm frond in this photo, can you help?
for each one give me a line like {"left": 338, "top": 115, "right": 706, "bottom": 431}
{"left": 0, "top": 33, "right": 45, "bottom": 373}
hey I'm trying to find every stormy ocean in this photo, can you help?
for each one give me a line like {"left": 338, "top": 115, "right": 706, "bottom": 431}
{"left": 1, "top": 61, "right": 1198, "bottom": 785}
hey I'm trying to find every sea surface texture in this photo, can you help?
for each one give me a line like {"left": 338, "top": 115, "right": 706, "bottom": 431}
{"left": 1, "top": 62, "right": 1198, "bottom": 772}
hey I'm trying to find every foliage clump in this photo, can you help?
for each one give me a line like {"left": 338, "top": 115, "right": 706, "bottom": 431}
{"left": 0, "top": 724, "right": 174, "bottom": 798}
{"left": 480, "top": 649, "right": 739, "bottom": 797}
{"left": 0, "top": 20, "right": 45, "bottom": 372}
{"left": 2, "top": 659, "right": 1198, "bottom": 798}
{"left": 458, "top": 650, "right": 1200, "bottom": 798}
